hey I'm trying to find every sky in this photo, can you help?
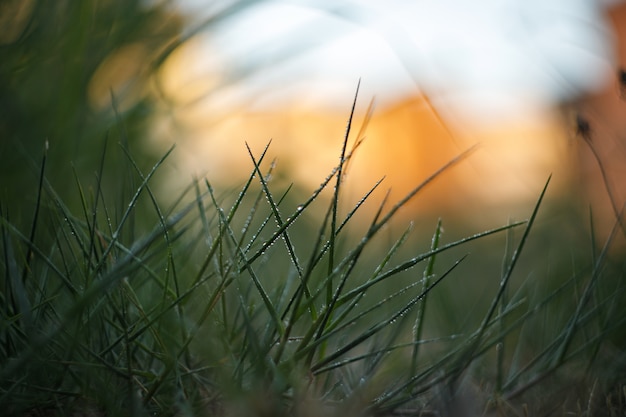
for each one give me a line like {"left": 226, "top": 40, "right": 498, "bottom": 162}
{"left": 171, "top": 0, "right": 618, "bottom": 121}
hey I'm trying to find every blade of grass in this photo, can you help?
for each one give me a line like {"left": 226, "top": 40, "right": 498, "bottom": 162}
{"left": 21, "top": 140, "right": 48, "bottom": 284}
{"left": 553, "top": 200, "right": 625, "bottom": 367}
{"left": 323, "top": 221, "right": 415, "bottom": 338}
{"left": 328, "top": 80, "right": 360, "bottom": 306}
{"left": 206, "top": 180, "right": 285, "bottom": 338}
{"left": 119, "top": 142, "right": 192, "bottom": 366}
{"left": 314, "top": 335, "right": 463, "bottom": 375}
{"left": 303, "top": 149, "right": 483, "bottom": 330}
{"left": 447, "top": 176, "right": 551, "bottom": 385}
{"left": 274, "top": 195, "right": 335, "bottom": 364}
{"left": 245, "top": 143, "right": 307, "bottom": 298}
{"left": 309, "top": 256, "right": 466, "bottom": 372}
{"left": 192, "top": 141, "right": 272, "bottom": 286}
{"left": 496, "top": 219, "right": 516, "bottom": 394}
{"left": 238, "top": 147, "right": 353, "bottom": 273}
{"left": 306, "top": 276, "right": 426, "bottom": 365}
{"left": 338, "top": 221, "right": 524, "bottom": 307}
{"left": 411, "top": 219, "right": 443, "bottom": 374}
{"left": 91, "top": 144, "right": 176, "bottom": 277}
{"left": 576, "top": 114, "right": 626, "bottom": 237}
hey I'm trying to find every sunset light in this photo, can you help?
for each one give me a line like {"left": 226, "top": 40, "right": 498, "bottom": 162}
{"left": 153, "top": 0, "right": 620, "bottom": 227}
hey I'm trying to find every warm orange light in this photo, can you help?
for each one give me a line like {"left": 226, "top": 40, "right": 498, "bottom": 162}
{"left": 148, "top": 6, "right": 626, "bottom": 234}
{"left": 152, "top": 66, "right": 572, "bottom": 228}
{"left": 88, "top": 43, "right": 148, "bottom": 112}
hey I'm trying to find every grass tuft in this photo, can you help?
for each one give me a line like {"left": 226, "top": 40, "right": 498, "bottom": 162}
{"left": 1, "top": 96, "right": 624, "bottom": 417}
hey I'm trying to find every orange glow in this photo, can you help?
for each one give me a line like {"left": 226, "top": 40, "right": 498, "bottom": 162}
{"left": 88, "top": 43, "right": 149, "bottom": 112}
{"left": 564, "top": 3, "right": 626, "bottom": 245}
{"left": 153, "top": 82, "right": 572, "bottom": 227}
{"left": 148, "top": 3, "right": 626, "bottom": 243}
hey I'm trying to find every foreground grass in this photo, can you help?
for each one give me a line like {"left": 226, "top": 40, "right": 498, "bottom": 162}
{"left": 1, "top": 97, "right": 625, "bottom": 417}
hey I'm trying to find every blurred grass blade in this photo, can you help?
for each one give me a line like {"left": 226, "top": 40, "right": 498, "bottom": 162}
{"left": 20, "top": 141, "right": 48, "bottom": 285}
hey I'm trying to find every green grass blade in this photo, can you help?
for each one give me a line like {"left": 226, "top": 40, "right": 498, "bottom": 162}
{"left": 411, "top": 219, "right": 443, "bottom": 374}
{"left": 309, "top": 256, "right": 466, "bottom": 372}
{"left": 328, "top": 80, "right": 360, "bottom": 305}
{"left": 338, "top": 221, "right": 524, "bottom": 306}
{"left": 21, "top": 141, "right": 48, "bottom": 284}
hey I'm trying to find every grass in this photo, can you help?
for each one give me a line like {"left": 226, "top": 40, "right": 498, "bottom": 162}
{"left": 1, "top": 90, "right": 625, "bottom": 417}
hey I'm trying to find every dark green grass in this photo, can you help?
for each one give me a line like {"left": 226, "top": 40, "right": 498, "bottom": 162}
{"left": 1, "top": 92, "right": 625, "bottom": 417}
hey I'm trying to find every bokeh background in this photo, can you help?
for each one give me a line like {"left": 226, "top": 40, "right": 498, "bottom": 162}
{"left": 150, "top": 0, "right": 626, "bottom": 239}
{"left": 2, "top": 1, "right": 624, "bottom": 218}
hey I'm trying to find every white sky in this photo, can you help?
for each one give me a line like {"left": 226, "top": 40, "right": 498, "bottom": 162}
{"left": 172, "top": 0, "right": 617, "bottom": 121}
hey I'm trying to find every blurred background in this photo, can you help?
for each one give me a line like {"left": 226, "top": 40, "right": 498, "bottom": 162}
{"left": 2, "top": 0, "right": 626, "bottom": 319}
{"left": 152, "top": 0, "right": 626, "bottom": 238}
{"left": 2, "top": 0, "right": 624, "bottom": 220}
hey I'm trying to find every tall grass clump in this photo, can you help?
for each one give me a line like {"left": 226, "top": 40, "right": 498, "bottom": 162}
{"left": 1, "top": 89, "right": 625, "bottom": 417}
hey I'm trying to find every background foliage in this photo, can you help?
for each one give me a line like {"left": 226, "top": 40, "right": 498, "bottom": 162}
{"left": 0, "top": 0, "right": 183, "bottom": 219}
